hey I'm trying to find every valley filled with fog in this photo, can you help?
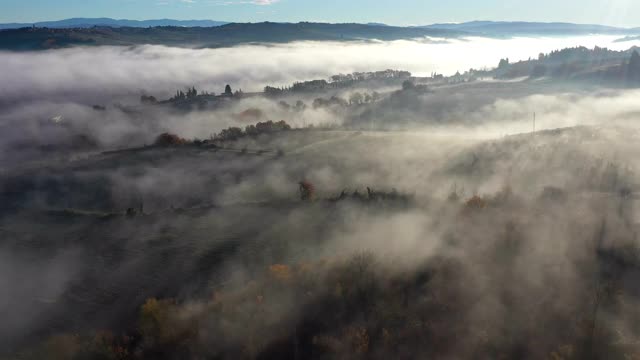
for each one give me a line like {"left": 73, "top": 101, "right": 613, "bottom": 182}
{"left": 2, "top": 35, "right": 640, "bottom": 103}
{"left": 2, "top": 33, "right": 640, "bottom": 359}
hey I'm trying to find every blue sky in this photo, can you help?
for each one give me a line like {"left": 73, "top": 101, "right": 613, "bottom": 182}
{"left": 2, "top": 0, "right": 640, "bottom": 27}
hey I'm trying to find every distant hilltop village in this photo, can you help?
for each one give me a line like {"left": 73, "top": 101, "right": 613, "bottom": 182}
{"left": 139, "top": 69, "right": 419, "bottom": 110}
{"left": 137, "top": 46, "right": 640, "bottom": 112}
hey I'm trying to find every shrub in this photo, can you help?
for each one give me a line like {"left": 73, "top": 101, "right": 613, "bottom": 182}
{"left": 269, "top": 264, "right": 293, "bottom": 282}
{"left": 140, "top": 95, "right": 157, "bottom": 104}
{"left": 154, "top": 133, "right": 187, "bottom": 147}
{"left": 464, "top": 195, "right": 487, "bottom": 211}
{"left": 45, "top": 334, "right": 81, "bottom": 360}
{"left": 299, "top": 180, "right": 316, "bottom": 201}
{"left": 138, "top": 298, "right": 193, "bottom": 347}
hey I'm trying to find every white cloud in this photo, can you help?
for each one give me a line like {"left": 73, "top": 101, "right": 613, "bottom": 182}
{"left": 207, "top": 0, "right": 280, "bottom": 5}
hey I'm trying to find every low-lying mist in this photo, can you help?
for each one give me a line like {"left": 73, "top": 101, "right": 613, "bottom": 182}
{"left": 1, "top": 33, "right": 640, "bottom": 359}
{"left": 2, "top": 35, "right": 639, "bottom": 104}
{"left": 0, "top": 34, "right": 638, "bottom": 163}
{"left": 2, "top": 125, "right": 639, "bottom": 358}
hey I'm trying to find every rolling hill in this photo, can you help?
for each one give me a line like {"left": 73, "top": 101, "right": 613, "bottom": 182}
{"left": 0, "top": 22, "right": 466, "bottom": 51}
{"left": 2, "top": 20, "right": 640, "bottom": 51}
{"left": 0, "top": 17, "right": 229, "bottom": 30}
{"left": 420, "top": 20, "right": 639, "bottom": 36}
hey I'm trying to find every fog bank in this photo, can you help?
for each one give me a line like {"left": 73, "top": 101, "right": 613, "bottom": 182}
{"left": 1, "top": 35, "right": 640, "bottom": 104}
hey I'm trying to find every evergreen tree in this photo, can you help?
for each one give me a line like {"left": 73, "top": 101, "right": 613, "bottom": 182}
{"left": 498, "top": 58, "right": 510, "bottom": 68}
{"left": 630, "top": 50, "right": 640, "bottom": 70}
{"left": 629, "top": 50, "right": 640, "bottom": 81}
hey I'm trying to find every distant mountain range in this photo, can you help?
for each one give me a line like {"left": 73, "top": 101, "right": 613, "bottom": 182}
{"left": 419, "top": 21, "right": 639, "bottom": 35}
{"left": 0, "top": 22, "right": 466, "bottom": 51}
{"left": 0, "top": 18, "right": 229, "bottom": 30}
{"left": 1, "top": 18, "right": 638, "bottom": 34}
{"left": 366, "top": 23, "right": 390, "bottom": 27}
{"left": 1, "top": 20, "right": 639, "bottom": 51}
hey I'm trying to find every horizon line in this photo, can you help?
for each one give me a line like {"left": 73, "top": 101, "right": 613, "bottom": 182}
{"left": 0, "top": 17, "right": 638, "bottom": 29}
